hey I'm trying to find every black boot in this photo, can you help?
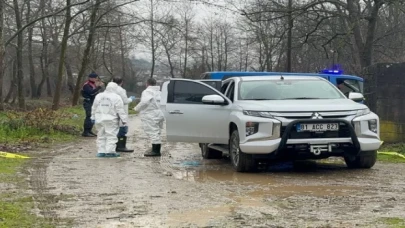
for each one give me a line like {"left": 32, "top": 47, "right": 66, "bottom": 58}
{"left": 144, "top": 144, "right": 161, "bottom": 157}
{"left": 116, "top": 136, "right": 134, "bottom": 153}
{"left": 82, "top": 131, "right": 96, "bottom": 137}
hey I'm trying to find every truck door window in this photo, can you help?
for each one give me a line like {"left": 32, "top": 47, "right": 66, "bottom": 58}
{"left": 336, "top": 78, "right": 361, "bottom": 96}
{"left": 201, "top": 81, "right": 218, "bottom": 88}
{"left": 225, "top": 82, "right": 235, "bottom": 102}
{"left": 171, "top": 81, "right": 218, "bottom": 104}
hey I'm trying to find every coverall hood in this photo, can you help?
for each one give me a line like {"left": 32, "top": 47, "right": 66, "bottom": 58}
{"left": 106, "top": 82, "right": 120, "bottom": 93}
{"left": 148, "top": 86, "right": 160, "bottom": 91}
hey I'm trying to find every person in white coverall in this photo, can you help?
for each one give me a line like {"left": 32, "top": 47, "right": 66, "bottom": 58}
{"left": 91, "top": 82, "right": 128, "bottom": 157}
{"left": 111, "top": 77, "right": 136, "bottom": 153}
{"left": 134, "top": 78, "right": 165, "bottom": 157}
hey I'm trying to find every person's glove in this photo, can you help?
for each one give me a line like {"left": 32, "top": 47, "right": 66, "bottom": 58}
{"left": 91, "top": 119, "right": 95, "bottom": 124}
{"left": 129, "top": 96, "right": 136, "bottom": 102}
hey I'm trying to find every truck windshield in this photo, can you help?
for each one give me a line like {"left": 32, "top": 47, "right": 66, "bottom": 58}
{"left": 239, "top": 79, "right": 345, "bottom": 100}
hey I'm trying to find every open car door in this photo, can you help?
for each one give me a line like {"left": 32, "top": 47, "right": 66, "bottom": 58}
{"left": 196, "top": 79, "right": 222, "bottom": 91}
{"left": 160, "top": 79, "right": 232, "bottom": 144}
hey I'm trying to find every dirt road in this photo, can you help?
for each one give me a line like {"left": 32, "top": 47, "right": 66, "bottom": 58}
{"left": 27, "top": 116, "right": 405, "bottom": 228}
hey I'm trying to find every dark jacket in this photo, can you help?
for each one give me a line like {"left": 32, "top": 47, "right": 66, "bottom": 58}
{"left": 81, "top": 80, "right": 102, "bottom": 102}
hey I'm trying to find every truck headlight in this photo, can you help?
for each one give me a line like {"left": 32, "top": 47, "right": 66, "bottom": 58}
{"left": 368, "top": 119, "right": 378, "bottom": 133}
{"left": 246, "top": 122, "right": 259, "bottom": 136}
{"left": 243, "top": 110, "right": 273, "bottom": 118}
{"left": 356, "top": 108, "right": 371, "bottom": 117}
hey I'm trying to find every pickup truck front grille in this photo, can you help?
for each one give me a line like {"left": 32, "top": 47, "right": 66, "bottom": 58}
{"left": 281, "top": 115, "right": 348, "bottom": 120}
{"left": 280, "top": 123, "right": 351, "bottom": 139}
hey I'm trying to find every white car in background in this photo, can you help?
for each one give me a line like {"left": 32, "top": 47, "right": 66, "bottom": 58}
{"left": 160, "top": 76, "right": 381, "bottom": 172}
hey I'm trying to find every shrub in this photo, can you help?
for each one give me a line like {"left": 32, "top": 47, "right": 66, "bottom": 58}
{"left": 2, "top": 108, "right": 78, "bottom": 134}
{"left": 0, "top": 107, "right": 83, "bottom": 147}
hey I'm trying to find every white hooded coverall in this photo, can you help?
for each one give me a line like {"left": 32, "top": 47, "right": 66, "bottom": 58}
{"left": 113, "top": 85, "right": 132, "bottom": 126}
{"left": 134, "top": 86, "right": 165, "bottom": 144}
{"left": 91, "top": 82, "right": 128, "bottom": 153}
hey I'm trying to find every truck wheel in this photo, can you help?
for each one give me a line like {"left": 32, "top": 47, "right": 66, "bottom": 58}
{"left": 201, "top": 143, "right": 222, "bottom": 159}
{"left": 229, "top": 129, "right": 256, "bottom": 172}
{"left": 344, "top": 150, "right": 377, "bottom": 169}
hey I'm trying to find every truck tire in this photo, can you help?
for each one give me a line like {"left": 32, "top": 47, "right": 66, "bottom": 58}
{"left": 229, "top": 129, "right": 256, "bottom": 172}
{"left": 201, "top": 143, "right": 222, "bottom": 159}
{"left": 344, "top": 150, "right": 377, "bottom": 169}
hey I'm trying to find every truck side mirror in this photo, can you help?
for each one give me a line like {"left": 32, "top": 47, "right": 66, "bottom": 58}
{"left": 348, "top": 92, "right": 364, "bottom": 102}
{"left": 202, "top": 95, "right": 228, "bottom": 105}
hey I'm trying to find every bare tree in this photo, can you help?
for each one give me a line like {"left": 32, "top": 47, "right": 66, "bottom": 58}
{"left": 13, "top": 0, "right": 25, "bottom": 109}
{"left": 72, "top": 0, "right": 102, "bottom": 106}
{"left": 52, "top": 0, "right": 72, "bottom": 110}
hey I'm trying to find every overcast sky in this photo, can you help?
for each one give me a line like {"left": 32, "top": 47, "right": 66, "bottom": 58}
{"left": 127, "top": 0, "right": 242, "bottom": 61}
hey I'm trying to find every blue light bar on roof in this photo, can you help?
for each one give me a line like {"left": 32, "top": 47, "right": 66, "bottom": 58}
{"left": 321, "top": 69, "right": 343, "bottom": 74}
{"left": 320, "top": 64, "right": 343, "bottom": 75}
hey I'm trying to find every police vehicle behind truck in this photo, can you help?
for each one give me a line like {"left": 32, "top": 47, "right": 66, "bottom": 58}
{"left": 199, "top": 70, "right": 364, "bottom": 102}
{"left": 160, "top": 75, "right": 381, "bottom": 172}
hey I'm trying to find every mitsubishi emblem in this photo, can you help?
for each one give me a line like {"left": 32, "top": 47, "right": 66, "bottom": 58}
{"left": 311, "top": 112, "right": 323, "bottom": 119}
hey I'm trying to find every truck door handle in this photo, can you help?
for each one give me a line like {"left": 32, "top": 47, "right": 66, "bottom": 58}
{"left": 169, "top": 110, "right": 183, "bottom": 114}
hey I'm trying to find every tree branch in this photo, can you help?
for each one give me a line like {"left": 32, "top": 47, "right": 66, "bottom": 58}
{"left": 5, "top": 0, "right": 91, "bottom": 47}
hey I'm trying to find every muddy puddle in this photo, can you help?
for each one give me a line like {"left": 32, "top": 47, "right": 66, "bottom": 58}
{"left": 166, "top": 158, "right": 372, "bottom": 227}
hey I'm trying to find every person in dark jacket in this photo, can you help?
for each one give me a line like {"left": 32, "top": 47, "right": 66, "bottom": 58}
{"left": 81, "top": 72, "right": 104, "bottom": 137}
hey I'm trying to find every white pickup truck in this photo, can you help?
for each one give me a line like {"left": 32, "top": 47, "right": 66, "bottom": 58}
{"left": 160, "top": 75, "right": 381, "bottom": 172}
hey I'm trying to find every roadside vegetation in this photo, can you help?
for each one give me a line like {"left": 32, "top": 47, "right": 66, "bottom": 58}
{"left": 0, "top": 99, "right": 84, "bottom": 227}
{"left": 378, "top": 143, "right": 405, "bottom": 163}
{"left": 0, "top": 100, "right": 84, "bottom": 152}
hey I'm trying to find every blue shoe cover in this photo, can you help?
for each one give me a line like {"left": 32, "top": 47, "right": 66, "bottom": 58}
{"left": 97, "top": 153, "right": 106, "bottom": 157}
{"left": 105, "top": 153, "right": 120, "bottom": 157}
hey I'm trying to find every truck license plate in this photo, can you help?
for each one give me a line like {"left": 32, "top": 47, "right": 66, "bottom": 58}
{"left": 296, "top": 123, "right": 339, "bottom": 132}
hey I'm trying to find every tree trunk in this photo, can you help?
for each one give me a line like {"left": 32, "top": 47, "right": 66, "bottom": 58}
{"left": 72, "top": 0, "right": 102, "bottom": 106}
{"left": 5, "top": 60, "right": 17, "bottom": 103}
{"left": 285, "top": 0, "right": 293, "bottom": 72}
{"left": 165, "top": 47, "right": 174, "bottom": 78}
{"left": 209, "top": 25, "right": 214, "bottom": 70}
{"left": 36, "top": 0, "right": 48, "bottom": 98}
{"left": 46, "top": 77, "right": 52, "bottom": 96}
{"left": 118, "top": 16, "right": 126, "bottom": 77}
{"left": 0, "top": 0, "right": 4, "bottom": 110}
{"left": 37, "top": 51, "right": 49, "bottom": 98}
{"left": 102, "top": 28, "right": 113, "bottom": 75}
{"left": 244, "top": 41, "right": 249, "bottom": 71}
{"left": 182, "top": 20, "right": 189, "bottom": 78}
{"left": 13, "top": 0, "right": 25, "bottom": 109}
{"left": 150, "top": 0, "right": 155, "bottom": 78}
{"left": 52, "top": 0, "right": 71, "bottom": 110}
{"left": 345, "top": 0, "right": 383, "bottom": 69}
{"left": 265, "top": 44, "right": 272, "bottom": 72}
{"left": 65, "top": 61, "right": 74, "bottom": 94}
{"left": 361, "top": 0, "right": 383, "bottom": 68}
{"left": 26, "top": 0, "right": 36, "bottom": 98}
{"left": 224, "top": 33, "right": 228, "bottom": 71}
{"left": 258, "top": 42, "right": 264, "bottom": 71}
{"left": 108, "top": 29, "right": 114, "bottom": 74}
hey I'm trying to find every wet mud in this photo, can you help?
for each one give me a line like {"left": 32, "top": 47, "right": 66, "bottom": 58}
{"left": 26, "top": 116, "right": 405, "bottom": 227}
